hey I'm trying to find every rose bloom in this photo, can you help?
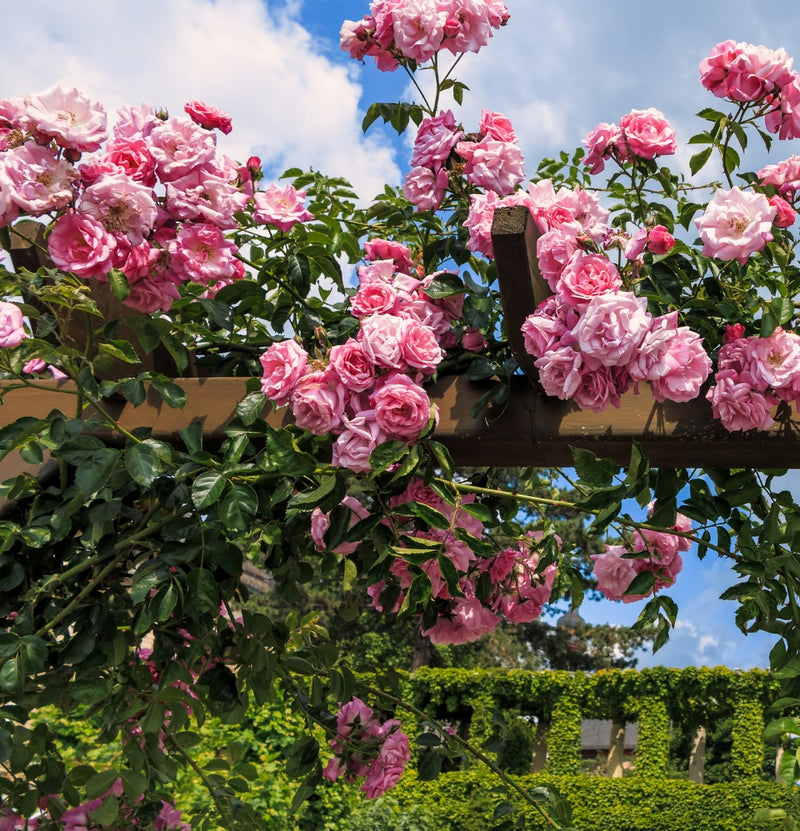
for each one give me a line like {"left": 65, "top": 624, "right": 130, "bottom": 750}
{"left": 260, "top": 339, "right": 308, "bottom": 406}
{"left": 649, "top": 327, "right": 712, "bottom": 403}
{"left": 591, "top": 545, "right": 641, "bottom": 602}
{"left": 350, "top": 273, "right": 399, "bottom": 318}
{"left": 572, "top": 291, "right": 652, "bottom": 367}
{"left": 332, "top": 411, "right": 387, "bottom": 473}
{"left": 619, "top": 108, "right": 677, "bottom": 159}
{"left": 707, "top": 369, "right": 777, "bottom": 431}
{"left": 402, "top": 165, "right": 448, "bottom": 212}
{"left": 463, "top": 190, "right": 500, "bottom": 258}
{"left": 363, "top": 238, "right": 414, "bottom": 274}
{"left": 769, "top": 194, "right": 797, "bottom": 229}
{"left": 389, "top": 0, "right": 448, "bottom": 63}
{"left": 0, "top": 301, "right": 25, "bottom": 347}
{"left": 457, "top": 138, "right": 525, "bottom": 196}
{"left": 253, "top": 183, "right": 313, "bottom": 231}
{"left": 361, "top": 725, "right": 411, "bottom": 799}
{"left": 48, "top": 211, "right": 117, "bottom": 279}
{"left": 746, "top": 327, "right": 800, "bottom": 390}
{"left": 461, "top": 327, "right": 487, "bottom": 352}
{"left": 125, "top": 270, "right": 182, "bottom": 315}
{"left": 399, "top": 318, "right": 444, "bottom": 374}
{"left": 627, "top": 312, "right": 678, "bottom": 383}
{"left": 371, "top": 373, "right": 434, "bottom": 440}
{"left": 521, "top": 297, "right": 575, "bottom": 357}
{"left": 700, "top": 40, "right": 794, "bottom": 103}
{"left": 168, "top": 221, "right": 240, "bottom": 287}
{"left": 359, "top": 313, "right": 406, "bottom": 370}
{"left": 148, "top": 116, "right": 217, "bottom": 182}
{"left": 479, "top": 109, "right": 518, "bottom": 142}
{"left": 422, "top": 597, "right": 499, "bottom": 645}
{"left": 328, "top": 339, "right": 375, "bottom": 393}
{"left": 759, "top": 155, "right": 800, "bottom": 197}
{"left": 647, "top": 225, "right": 676, "bottom": 254}
{"left": 695, "top": 187, "right": 776, "bottom": 265}
{"left": 184, "top": 100, "right": 232, "bottom": 134}
{"left": 537, "top": 228, "right": 581, "bottom": 291}
{"left": 582, "top": 121, "right": 620, "bottom": 174}
{"left": 556, "top": 251, "right": 622, "bottom": 309}
{"left": 410, "top": 110, "right": 463, "bottom": 169}
{"left": 24, "top": 84, "right": 107, "bottom": 152}
{"left": 79, "top": 173, "right": 158, "bottom": 245}
{"left": 572, "top": 364, "right": 626, "bottom": 412}
{"left": 102, "top": 136, "right": 157, "bottom": 186}
{"left": 165, "top": 167, "right": 249, "bottom": 229}
{"left": 3, "top": 141, "right": 79, "bottom": 215}
{"left": 290, "top": 369, "right": 346, "bottom": 435}
{"left": 534, "top": 345, "right": 584, "bottom": 399}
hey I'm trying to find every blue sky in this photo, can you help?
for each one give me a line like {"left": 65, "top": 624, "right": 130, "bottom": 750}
{"left": 5, "top": 0, "right": 800, "bottom": 669}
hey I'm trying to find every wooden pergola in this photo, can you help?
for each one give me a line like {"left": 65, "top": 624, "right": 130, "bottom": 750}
{"left": 1, "top": 207, "right": 799, "bottom": 479}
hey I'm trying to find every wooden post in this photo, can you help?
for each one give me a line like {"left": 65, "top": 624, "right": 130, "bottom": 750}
{"left": 531, "top": 719, "right": 549, "bottom": 773}
{"left": 606, "top": 720, "right": 626, "bottom": 778}
{"left": 688, "top": 725, "right": 706, "bottom": 784}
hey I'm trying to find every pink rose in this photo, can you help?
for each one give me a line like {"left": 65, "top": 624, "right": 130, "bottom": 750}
{"left": 48, "top": 211, "right": 117, "bottom": 279}
{"left": 572, "top": 365, "right": 626, "bottom": 412}
{"left": 700, "top": 40, "right": 794, "bottom": 103}
{"left": 619, "top": 108, "right": 677, "bottom": 160}
{"left": 3, "top": 141, "right": 78, "bottom": 214}
{"left": 422, "top": 597, "right": 499, "bottom": 645}
{"left": 363, "top": 238, "right": 414, "bottom": 274}
{"left": 534, "top": 345, "right": 583, "bottom": 399}
{"left": 536, "top": 228, "right": 581, "bottom": 290}
{"left": 556, "top": 252, "right": 622, "bottom": 309}
{"left": 649, "top": 328, "right": 712, "bottom": 403}
{"left": 390, "top": 1, "right": 448, "bottom": 63}
{"left": 582, "top": 122, "right": 620, "bottom": 174}
{"left": 706, "top": 369, "right": 777, "bottom": 431}
{"left": 371, "top": 373, "right": 434, "bottom": 440}
{"left": 759, "top": 155, "right": 800, "bottom": 196}
{"left": 591, "top": 546, "right": 641, "bottom": 602}
{"left": 290, "top": 370, "right": 346, "bottom": 436}
{"left": 572, "top": 291, "right": 651, "bottom": 367}
{"left": 768, "top": 195, "right": 796, "bottom": 228}
{"left": 463, "top": 190, "right": 500, "bottom": 259}
{"left": 747, "top": 327, "right": 800, "bottom": 390}
{"left": 260, "top": 339, "right": 308, "bottom": 406}
{"left": 461, "top": 327, "right": 487, "bottom": 352}
{"left": 79, "top": 173, "right": 158, "bottom": 245}
{"left": 168, "top": 221, "right": 240, "bottom": 287}
{"left": 332, "top": 411, "right": 386, "bottom": 472}
{"left": 184, "top": 100, "right": 233, "bottom": 134}
{"left": 148, "top": 117, "right": 217, "bottom": 182}
{"left": 479, "top": 109, "right": 518, "bottom": 142}
{"left": 328, "top": 339, "right": 375, "bottom": 393}
{"left": 410, "top": 110, "right": 463, "bottom": 169}
{"left": 253, "top": 183, "right": 314, "bottom": 232}
{"left": 647, "top": 225, "right": 676, "bottom": 254}
{"left": 359, "top": 313, "right": 406, "bottom": 370}
{"left": 24, "top": 84, "right": 107, "bottom": 152}
{"left": 0, "top": 301, "right": 25, "bottom": 347}
{"left": 695, "top": 187, "right": 776, "bottom": 265}
{"left": 402, "top": 165, "right": 448, "bottom": 212}
{"left": 102, "top": 137, "right": 157, "bottom": 186}
{"left": 457, "top": 138, "right": 525, "bottom": 196}
{"left": 399, "top": 318, "right": 444, "bottom": 373}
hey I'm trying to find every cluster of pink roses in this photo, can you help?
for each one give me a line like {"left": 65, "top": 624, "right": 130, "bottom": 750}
{"left": 591, "top": 509, "right": 692, "bottom": 602}
{"left": 366, "top": 479, "right": 557, "bottom": 645}
{"left": 706, "top": 324, "right": 800, "bottom": 431}
{"left": 403, "top": 108, "right": 525, "bottom": 212}
{"left": 582, "top": 107, "right": 678, "bottom": 175}
{"left": 0, "top": 85, "right": 313, "bottom": 315}
{"left": 340, "top": 0, "right": 509, "bottom": 69}
{"left": 260, "top": 239, "right": 462, "bottom": 471}
{"left": 322, "top": 697, "right": 411, "bottom": 799}
{"left": 0, "top": 780, "right": 190, "bottom": 831}
{"left": 515, "top": 181, "right": 709, "bottom": 411}
{"left": 699, "top": 40, "right": 800, "bottom": 140}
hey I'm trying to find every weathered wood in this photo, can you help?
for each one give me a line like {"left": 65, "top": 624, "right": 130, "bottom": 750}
{"left": 1, "top": 376, "right": 799, "bottom": 477}
{"left": 688, "top": 725, "right": 706, "bottom": 784}
{"left": 606, "top": 720, "right": 627, "bottom": 779}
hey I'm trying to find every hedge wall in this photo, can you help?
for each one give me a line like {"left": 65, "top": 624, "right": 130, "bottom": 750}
{"left": 388, "top": 770, "right": 800, "bottom": 831}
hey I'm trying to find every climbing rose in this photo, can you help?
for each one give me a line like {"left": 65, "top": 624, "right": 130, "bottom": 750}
{"left": 253, "top": 183, "right": 313, "bottom": 231}
{"left": 184, "top": 99, "right": 233, "bottom": 134}
{"left": 260, "top": 339, "right": 308, "bottom": 407}
{"left": 371, "top": 373, "right": 434, "bottom": 439}
{"left": 24, "top": 84, "right": 107, "bottom": 152}
{"left": 619, "top": 107, "right": 677, "bottom": 159}
{"left": 0, "top": 301, "right": 25, "bottom": 347}
{"left": 47, "top": 211, "right": 116, "bottom": 278}
{"left": 695, "top": 187, "right": 776, "bottom": 265}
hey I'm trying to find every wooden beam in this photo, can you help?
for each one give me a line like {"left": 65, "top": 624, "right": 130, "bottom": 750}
{"left": 0, "top": 377, "right": 798, "bottom": 476}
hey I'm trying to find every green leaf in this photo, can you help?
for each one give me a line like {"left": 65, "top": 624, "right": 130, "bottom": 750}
{"left": 236, "top": 392, "right": 266, "bottom": 426}
{"left": 625, "top": 570, "right": 656, "bottom": 597}
{"left": 186, "top": 568, "right": 219, "bottom": 615}
{"left": 571, "top": 447, "right": 619, "bottom": 487}
{"left": 423, "top": 272, "right": 465, "bottom": 299}
{"left": 125, "top": 442, "right": 161, "bottom": 487}
{"left": 107, "top": 269, "right": 130, "bottom": 302}
{"left": 689, "top": 147, "right": 713, "bottom": 175}
{"left": 152, "top": 380, "right": 187, "bottom": 409}
{"left": 192, "top": 471, "right": 226, "bottom": 510}
{"left": 219, "top": 483, "right": 259, "bottom": 530}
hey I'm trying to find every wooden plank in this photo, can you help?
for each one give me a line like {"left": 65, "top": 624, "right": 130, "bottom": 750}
{"left": 0, "top": 376, "right": 798, "bottom": 471}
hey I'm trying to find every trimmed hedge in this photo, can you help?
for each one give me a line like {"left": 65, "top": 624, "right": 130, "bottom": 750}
{"left": 389, "top": 769, "right": 800, "bottom": 831}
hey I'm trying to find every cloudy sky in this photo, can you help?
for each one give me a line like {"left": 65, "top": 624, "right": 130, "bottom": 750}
{"left": 6, "top": 0, "right": 800, "bottom": 669}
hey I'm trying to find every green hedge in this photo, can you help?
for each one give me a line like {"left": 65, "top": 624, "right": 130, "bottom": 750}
{"left": 388, "top": 770, "right": 800, "bottom": 831}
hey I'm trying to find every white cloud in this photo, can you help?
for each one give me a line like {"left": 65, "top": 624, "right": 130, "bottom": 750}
{"left": 2, "top": 0, "right": 400, "bottom": 200}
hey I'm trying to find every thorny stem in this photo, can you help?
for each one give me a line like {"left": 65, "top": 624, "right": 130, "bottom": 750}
{"left": 358, "top": 682, "right": 564, "bottom": 830}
